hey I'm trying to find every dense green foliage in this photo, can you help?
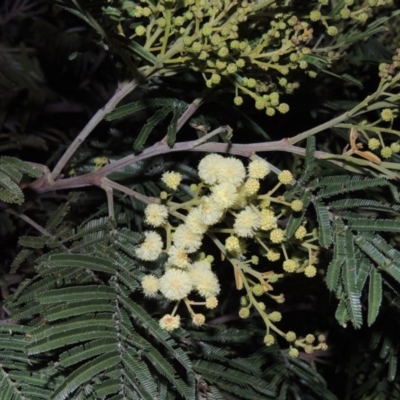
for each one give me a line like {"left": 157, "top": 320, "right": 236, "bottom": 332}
{"left": 2, "top": 0, "right": 400, "bottom": 399}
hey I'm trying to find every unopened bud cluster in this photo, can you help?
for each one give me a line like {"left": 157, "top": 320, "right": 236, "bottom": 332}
{"left": 101, "top": 0, "right": 391, "bottom": 112}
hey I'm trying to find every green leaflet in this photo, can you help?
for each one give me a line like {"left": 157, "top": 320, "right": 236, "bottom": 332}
{"left": 368, "top": 268, "right": 382, "bottom": 326}
{"left": 329, "top": 198, "right": 400, "bottom": 213}
{"left": 343, "top": 255, "right": 363, "bottom": 328}
{"left": 134, "top": 107, "right": 171, "bottom": 151}
{"left": 10, "top": 249, "right": 33, "bottom": 273}
{"left": 38, "top": 285, "right": 116, "bottom": 304}
{"left": 59, "top": 338, "right": 118, "bottom": 367}
{"left": 104, "top": 100, "right": 148, "bottom": 121}
{"left": 0, "top": 157, "right": 43, "bottom": 205}
{"left": 47, "top": 254, "right": 115, "bottom": 274}
{"left": 122, "top": 348, "right": 159, "bottom": 399}
{"left": 51, "top": 352, "right": 120, "bottom": 400}
{"left": 315, "top": 176, "right": 389, "bottom": 199}
{"left": 18, "top": 235, "right": 53, "bottom": 249}
{"left": 92, "top": 379, "right": 120, "bottom": 398}
{"left": 314, "top": 201, "right": 333, "bottom": 247}
{"left": 128, "top": 40, "right": 163, "bottom": 67}
{"left": 335, "top": 298, "right": 350, "bottom": 326}
{"left": 349, "top": 218, "right": 400, "bottom": 233}
{"left": 193, "top": 360, "right": 276, "bottom": 398}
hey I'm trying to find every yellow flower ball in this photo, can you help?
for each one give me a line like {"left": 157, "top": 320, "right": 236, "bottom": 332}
{"left": 291, "top": 200, "right": 303, "bottom": 212}
{"left": 248, "top": 159, "right": 270, "bottom": 179}
{"left": 270, "top": 228, "right": 285, "bottom": 244}
{"left": 206, "top": 297, "right": 218, "bottom": 309}
{"left": 304, "top": 265, "right": 317, "bottom": 278}
{"left": 283, "top": 259, "right": 298, "bottom": 273}
{"left": 381, "top": 108, "right": 394, "bottom": 122}
{"left": 158, "top": 269, "right": 192, "bottom": 300}
{"left": 381, "top": 146, "right": 392, "bottom": 159}
{"left": 252, "top": 284, "right": 264, "bottom": 296}
{"left": 278, "top": 170, "right": 293, "bottom": 185}
{"left": 192, "top": 314, "right": 206, "bottom": 326}
{"left": 159, "top": 314, "right": 180, "bottom": 331}
{"left": 162, "top": 171, "right": 182, "bottom": 190}
{"left": 368, "top": 138, "right": 380, "bottom": 150}
{"left": 268, "top": 311, "right": 282, "bottom": 322}
{"left": 141, "top": 275, "right": 159, "bottom": 297}
{"left": 288, "top": 347, "right": 299, "bottom": 358}
{"left": 295, "top": 225, "right": 307, "bottom": 240}
{"left": 264, "top": 334, "right": 275, "bottom": 346}
{"left": 239, "top": 307, "right": 250, "bottom": 318}
{"left": 286, "top": 331, "right": 297, "bottom": 342}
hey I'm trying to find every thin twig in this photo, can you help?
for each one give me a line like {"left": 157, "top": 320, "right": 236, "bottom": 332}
{"left": 101, "top": 177, "right": 159, "bottom": 205}
{"left": 5, "top": 209, "right": 52, "bottom": 236}
{"left": 50, "top": 79, "right": 139, "bottom": 181}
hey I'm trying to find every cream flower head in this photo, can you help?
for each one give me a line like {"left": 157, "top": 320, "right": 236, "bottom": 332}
{"left": 233, "top": 206, "right": 260, "bottom": 237}
{"left": 159, "top": 314, "right": 180, "bottom": 331}
{"left": 158, "top": 269, "right": 192, "bottom": 300}
{"left": 248, "top": 159, "right": 270, "bottom": 179}
{"left": 173, "top": 224, "right": 203, "bottom": 253}
{"left": 135, "top": 231, "right": 163, "bottom": 261}
{"left": 209, "top": 183, "right": 238, "bottom": 210}
{"left": 141, "top": 275, "right": 159, "bottom": 297}
{"left": 167, "top": 245, "right": 191, "bottom": 269}
{"left": 144, "top": 203, "right": 168, "bottom": 227}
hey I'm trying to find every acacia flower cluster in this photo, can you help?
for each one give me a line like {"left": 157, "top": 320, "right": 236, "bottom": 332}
{"left": 102, "top": 0, "right": 392, "bottom": 112}
{"left": 135, "top": 152, "right": 325, "bottom": 356}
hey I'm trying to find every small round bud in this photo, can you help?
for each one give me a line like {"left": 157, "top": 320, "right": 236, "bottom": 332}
{"left": 305, "top": 334, "right": 315, "bottom": 344}
{"left": 318, "top": 334, "right": 326, "bottom": 342}
{"left": 295, "top": 226, "right": 307, "bottom": 240}
{"left": 304, "top": 265, "right": 317, "bottom": 278}
{"left": 160, "top": 191, "right": 168, "bottom": 200}
{"left": 239, "top": 307, "right": 250, "bottom": 319}
{"left": 258, "top": 302, "right": 266, "bottom": 311}
{"left": 278, "top": 170, "right": 293, "bottom": 185}
{"left": 269, "top": 311, "right": 282, "bottom": 322}
{"left": 278, "top": 103, "right": 289, "bottom": 114}
{"left": 206, "top": 297, "right": 218, "bottom": 309}
{"left": 246, "top": 78, "right": 257, "bottom": 88}
{"left": 236, "top": 58, "right": 246, "bottom": 68}
{"left": 218, "top": 47, "right": 229, "bottom": 58}
{"left": 291, "top": 200, "right": 303, "bottom": 212}
{"left": 135, "top": 26, "right": 146, "bottom": 36}
{"left": 288, "top": 347, "right": 299, "bottom": 358}
{"left": 234, "top": 96, "right": 244, "bottom": 106}
{"left": 391, "top": 142, "right": 400, "bottom": 153}
{"left": 264, "top": 334, "right": 275, "bottom": 346}
{"left": 192, "top": 314, "right": 206, "bottom": 326}
{"left": 252, "top": 284, "right": 264, "bottom": 296}
{"left": 266, "top": 248, "right": 281, "bottom": 262}
{"left": 270, "top": 228, "right": 285, "bottom": 244}
{"left": 266, "top": 107, "right": 275, "bottom": 116}
{"left": 286, "top": 331, "right": 297, "bottom": 342}
{"left": 191, "top": 42, "right": 202, "bottom": 53}
{"left": 309, "top": 10, "right": 322, "bottom": 21}
{"left": 381, "top": 108, "right": 394, "bottom": 122}
{"left": 381, "top": 146, "right": 393, "bottom": 159}
{"left": 304, "top": 345, "right": 314, "bottom": 354}
{"left": 368, "top": 138, "right": 381, "bottom": 151}
{"left": 226, "top": 63, "right": 238, "bottom": 74}
{"left": 327, "top": 26, "right": 338, "bottom": 36}
{"left": 283, "top": 259, "right": 298, "bottom": 273}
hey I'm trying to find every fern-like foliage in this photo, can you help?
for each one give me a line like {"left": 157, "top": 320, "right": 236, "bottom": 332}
{"left": 3, "top": 196, "right": 286, "bottom": 399}
{"left": 284, "top": 139, "right": 400, "bottom": 337}
{"left": 0, "top": 157, "right": 42, "bottom": 205}
{"left": 104, "top": 98, "right": 188, "bottom": 150}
